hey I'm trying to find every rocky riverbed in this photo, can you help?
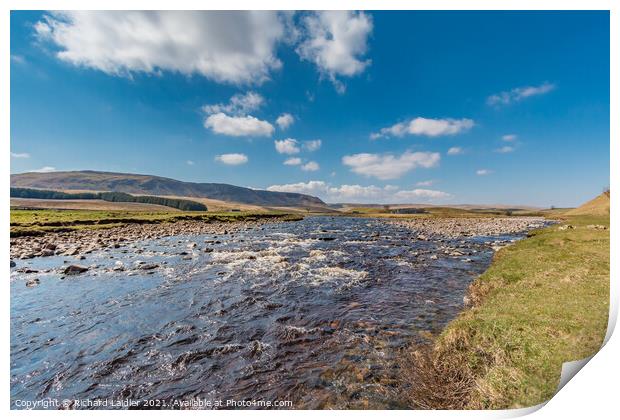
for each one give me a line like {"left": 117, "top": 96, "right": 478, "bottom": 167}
{"left": 391, "top": 217, "right": 548, "bottom": 239}
{"left": 10, "top": 217, "right": 293, "bottom": 261}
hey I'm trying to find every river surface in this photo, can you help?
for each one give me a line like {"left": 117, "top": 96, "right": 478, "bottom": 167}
{"left": 11, "top": 216, "right": 528, "bottom": 409}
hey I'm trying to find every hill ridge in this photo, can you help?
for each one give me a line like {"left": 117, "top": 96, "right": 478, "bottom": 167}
{"left": 10, "top": 170, "right": 326, "bottom": 208}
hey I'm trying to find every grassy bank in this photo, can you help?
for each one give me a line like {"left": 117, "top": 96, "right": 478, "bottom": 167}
{"left": 401, "top": 213, "right": 610, "bottom": 409}
{"left": 10, "top": 209, "right": 302, "bottom": 237}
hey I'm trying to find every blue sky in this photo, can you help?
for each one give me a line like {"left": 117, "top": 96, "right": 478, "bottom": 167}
{"left": 10, "top": 11, "right": 609, "bottom": 207}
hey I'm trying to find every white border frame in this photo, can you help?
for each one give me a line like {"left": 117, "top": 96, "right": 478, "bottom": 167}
{"left": 2, "top": 2, "right": 616, "bottom": 419}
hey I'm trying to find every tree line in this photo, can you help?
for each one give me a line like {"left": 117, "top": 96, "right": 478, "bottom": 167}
{"left": 10, "top": 188, "right": 208, "bottom": 211}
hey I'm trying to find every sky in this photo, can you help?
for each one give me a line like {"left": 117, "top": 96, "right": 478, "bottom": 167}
{"left": 10, "top": 11, "right": 610, "bottom": 207}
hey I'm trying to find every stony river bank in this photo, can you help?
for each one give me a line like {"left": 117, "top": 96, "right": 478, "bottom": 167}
{"left": 391, "top": 217, "right": 547, "bottom": 239}
{"left": 10, "top": 216, "right": 293, "bottom": 261}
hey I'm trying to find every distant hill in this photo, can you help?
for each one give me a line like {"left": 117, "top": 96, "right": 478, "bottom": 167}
{"left": 565, "top": 191, "right": 610, "bottom": 216}
{"left": 10, "top": 171, "right": 326, "bottom": 208}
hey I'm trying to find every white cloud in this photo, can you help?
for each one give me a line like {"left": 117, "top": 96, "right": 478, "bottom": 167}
{"left": 267, "top": 180, "right": 329, "bottom": 195}
{"left": 495, "top": 146, "right": 515, "bottom": 154}
{"left": 284, "top": 157, "right": 302, "bottom": 166}
{"left": 296, "top": 11, "right": 372, "bottom": 92}
{"left": 215, "top": 153, "right": 248, "bottom": 165}
{"left": 301, "top": 161, "right": 320, "bottom": 171}
{"left": 11, "top": 152, "right": 30, "bottom": 158}
{"left": 31, "top": 166, "right": 56, "bottom": 173}
{"left": 35, "top": 11, "right": 287, "bottom": 85}
{"left": 11, "top": 55, "right": 26, "bottom": 64}
{"left": 203, "top": 92, "right": 264, "bottom": 115}
{"left": 447, "top": 147, "right": 464, "bottom": 156}
{"left": 342, "top": 151, "right": 440, "bottom": 180}
{"left": 205, "top": 113, "right": 274, "bottom": 137}
{"left": 476, "top": 169, "right": 492, "bottom": 176}
{"left": 267, "top": 180, "right": 451, "bottom": 203}
{"left": 487, "top": 82, "right": 555, "bottom": 106}
{"left": 502, "top": 134, "right": 518, "bottom": 142}
{"left": 202, "top": 92, "right": 273, "bottom": 137}
{"left": 274, "top": 138, "right": 300, "bottom": 154}
{"left": 186, "top": 160, "right": 195, "bottom": 165}
{"left": 303, "top": 139, "right": 322, "bottom": 151}
{"left": 276, "top": 113, "right": 295, "bottom": 130}
{"left": 416, "top": 180, "right": 435, "bottom": 187}
{"left": 371, "top": 117, "right": 474, "bottom": 139}
{"left": 393, "top": 189, "right": 451, "bottom": 200}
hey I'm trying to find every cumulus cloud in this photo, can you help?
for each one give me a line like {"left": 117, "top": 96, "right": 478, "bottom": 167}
{"left": 274, "top": 138, "right": 300, "bottom": 154}
{"left": 297, "top": 11, "right": 372, "bottom": 92}
{"left": 284, "top": 157, "right": 302, "bottom": 166}
{"left": 447, "top": 147, "right": 464, "bottom": 156}
{"left": 495, "top": 146, "right": 515, "bottom": 154}
{"left": 502, "top": 134, "right": 518, "bottom": 142}
{"left": 267, "top": 180, "right": 451, "bottom": 203}
{"left": 487, "top": 82, "right": 555, "bottom": 106}
{"left": 215, "top": 153, "right": 248, "bottom": 165}
{"left": 31, "top": 166, "right": 56, "bottom": 173}
{"left": 342, "top": 151, "right": 440, "bottom": 180}
{"left": 203, "top": 92, "right": 264, "bottom": 115}
{"left": 371, "top": 117, "right": 474, "bottom": 139}
{"left": 476, "top": 169, "right": 492, "bottom": 176}
{"left": 303, "top": 139, "right": 322, "bottom": 151}
{"left": 416, "top": 180, "right": 435, "bottom": 187}
{"left": 202, "top": 92, "right": 273, "bottom": 137}
{"left": 35, "top": 11, "right": 287, "bottom": 85}
{"left": 267, "top": 180, "right": 329, "bottom": 195}
{"left": 276, "top": 113, "right": 295, "bottom": 130}
{"left": 301, "top": 161, "right": 320, "bottom": 171}
{"left": 11, "top": 152, "right": 30, "bottom": 158}
{"left": 205, "top": 113, "right": 274, "bottom": 137}
{"left": 393, "top": 189, "right": 451, "bottom": 200}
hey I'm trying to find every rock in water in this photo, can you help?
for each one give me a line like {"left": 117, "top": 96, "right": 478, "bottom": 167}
{"left": 26, "top": 279, "right": 40, "bottom": 287}
{"left": 64, "top": 265, "right": 89, "bottom": 275}
{"left": 10, "top": 260, "right": 16, "bottom": 268}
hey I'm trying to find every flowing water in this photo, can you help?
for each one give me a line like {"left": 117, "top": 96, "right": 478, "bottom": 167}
{"left": 11, "top": 216, "right": 530, "bottom": 409}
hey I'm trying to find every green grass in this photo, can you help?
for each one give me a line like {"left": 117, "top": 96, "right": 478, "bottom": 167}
{"left": 404, "top": 214, "right": 609, "bottom": 409}
{"left": 10, "top": 209, "right": 302, "bottom": 237}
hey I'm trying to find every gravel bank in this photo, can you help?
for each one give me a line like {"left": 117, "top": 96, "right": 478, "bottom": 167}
{"left": 10, "top": 217, "right": 294, "bottom": 260}
{"left": 391, "top": 217, "right": 548, "bottom": 239}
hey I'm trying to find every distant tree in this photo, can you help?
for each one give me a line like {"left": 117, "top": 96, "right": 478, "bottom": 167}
{"left": 11, "top": 188, "right": 207, "bottom": 211}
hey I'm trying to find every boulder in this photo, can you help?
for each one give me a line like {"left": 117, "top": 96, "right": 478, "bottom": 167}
{"left": 64, "top": 265, "right": 89, "bottom": 275}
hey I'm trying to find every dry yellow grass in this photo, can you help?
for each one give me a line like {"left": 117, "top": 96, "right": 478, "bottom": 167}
{"left": 565, "top": 191, "right": 610, "bottom": 216}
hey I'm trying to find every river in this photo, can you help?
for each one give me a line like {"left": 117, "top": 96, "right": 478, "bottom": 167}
{"left": 10, "top": 216, "right": 531, "bottom": 409}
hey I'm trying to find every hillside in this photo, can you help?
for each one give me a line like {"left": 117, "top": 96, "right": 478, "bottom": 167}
{"left": 565, "top": 191, "right": 610, "bottom": 216}
{"left": 10, "top": 171, "right": 326, "bottom": 208}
